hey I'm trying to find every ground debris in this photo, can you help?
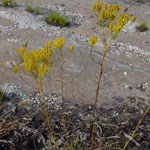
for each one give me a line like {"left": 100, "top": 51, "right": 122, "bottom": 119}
{"left": 0, "top": 96, "right": 149, "bottom": 150}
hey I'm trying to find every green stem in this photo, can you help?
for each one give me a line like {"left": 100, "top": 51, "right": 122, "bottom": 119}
{"left": 60, "top": 51, "right": 67, "bottom": 136}
{"left": 37, "top": 78, "right": 58, "bottom": 150}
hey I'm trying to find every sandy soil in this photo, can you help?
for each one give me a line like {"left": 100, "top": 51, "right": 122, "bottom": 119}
{"left": 0, "top": 0, "right": 150, "bottom": 105}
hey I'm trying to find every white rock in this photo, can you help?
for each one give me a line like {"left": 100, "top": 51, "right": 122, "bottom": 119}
{"left": 124, "top": 72, "right": 127, "bottom": 76}
{"left": 5, "top": 61, "right": 16, "bottom": 69}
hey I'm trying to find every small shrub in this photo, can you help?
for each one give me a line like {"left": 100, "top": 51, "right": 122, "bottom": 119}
{"left": 2, "top": 0, "right": 13, "bottom": 7}
{"left": 136, "top": 22, "right": 148, "bottom": 32}
{"left": 34, "top": 7, "right": 40, "bottom": 15}
{"left": 46, "top": 12, "right": 69, "bottom": 27}
{"left": 26, "top": 5, "right": 41, "bottom": 15}
{"left": 26, "top": 5, "right": 34, "bottom": 13}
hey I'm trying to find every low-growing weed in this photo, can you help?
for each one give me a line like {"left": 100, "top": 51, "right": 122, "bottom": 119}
{"left": 136, "top": 21, "right": 148, "bottom": 32}
{"left": 46, "top": 12, "right": 70, "bottom": 27}
{"left": 26, "top": 5, "right": 34, "bottom": 13}
{"left": 2, "top": 0, "right": 14, "bottom": 7}
{"left": 26, "top": 5, "right": 41, "bottom": 15}
{"left": 34, "top": 7, "right": 40, "bottom": 15}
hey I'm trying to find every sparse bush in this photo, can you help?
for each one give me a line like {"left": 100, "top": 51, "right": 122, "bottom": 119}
{"left": 26, "top": 5, "right": 41, "bottom": 15}
{"left": 26, "top": 5, "right": 34, "bottom": 13}
{"left": 2, "top": 0, "right": 14, "bottom": 7}
{"left": 46, "top": 12, "right": 70, "bottom": 27}
{"left": 136, "top": 21, "right": 148, "bottom": 32}
{"left": 34, "top": 7, "right": 40, "bottom": 15}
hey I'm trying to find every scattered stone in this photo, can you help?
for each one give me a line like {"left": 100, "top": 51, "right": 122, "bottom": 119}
{"left": 71, "top": 32, "right": 88, "bottom": 43}
{"left": 5, "top": 61, "right": 16, "bottom": 69}
{"left": 124, "top": 84, "right": 128, "bottom": 88}
{"left": 136, "top": 82, "right": 149, "bottom": 91}
{"left": 7, "top": 38, "right": 21, "bottom": 43}
{"left": 124, "top": 71, "right": 127, "bottom": 75}
{"left": 114, "top": 42, "right": 150, "bottom": 63}
{"left": 0, "top": 82, "right": 62, "bottom": 110}
{"left": 122, "top": 21, "right": 138, "bottom": 33}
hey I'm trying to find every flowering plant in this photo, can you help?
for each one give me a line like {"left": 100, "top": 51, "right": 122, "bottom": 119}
{"left": 89, "top": 1, "right": 136, "bottom": 149}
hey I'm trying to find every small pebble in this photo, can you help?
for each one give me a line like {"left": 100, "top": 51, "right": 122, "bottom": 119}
{"left": 124, "top": 72, "right": 127, "bottom": 75}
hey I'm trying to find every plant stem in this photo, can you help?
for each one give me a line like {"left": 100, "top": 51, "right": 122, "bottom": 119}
{"left": 60, "top": 51, "right": 67, "bottom": 136}
{"left": 91, "top": 45, "right": 107, "bottom": 150}
{"left": 37, "top": 78, "right": 58, "bottom": 149}
{"left": 122, "top": 106, "right": 150, "bottom": 150}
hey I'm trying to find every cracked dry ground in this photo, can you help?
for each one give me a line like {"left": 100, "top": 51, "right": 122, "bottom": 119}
{"left": 0, "top": 0, "right": 150, "bottom": 150}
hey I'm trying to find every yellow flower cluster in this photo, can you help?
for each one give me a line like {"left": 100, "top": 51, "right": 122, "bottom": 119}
{"left": 53, "top": 37, "right": 75, "bottom": 54}
{"left": 15, "top": 41, "right": 53, "bottom": 79}
{"left": 13, "top": 64, "right": 20, "bottom": 73}
{"left": 69, "top": 44, "right": 75, "bottom": 53}
{"left": 92, "top": 1, "right": 136, "bottom": 39}
{"left": 16, "top": 47, "right": 26, "bottom": 54}
{"left": 93, "top": 1, "right": 121, "bottom": 16}
{"left": 53, "top": 37, "right": 65, "bottom": 50}
{"left": 92, "top": 1, "right": 103, "bottom": 14}
{"left": 14, "top": 38, "right": 75, "bottom": 79}
{"left": 89, "top": 36, "right": 98, "bottom": 46}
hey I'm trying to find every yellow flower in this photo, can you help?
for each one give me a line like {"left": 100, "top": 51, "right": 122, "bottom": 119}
{"left": 13, "top": 64, "right": 20, "bottom": 73}
{"left": 131, "top": 15, "right": 136, "bottom": 22}
{"left": 69, "top": 45, "right": 75, "bottom": 53}
{"left": 16, "top": 40, "right": 53, "bottom": 79}
{"left": 16, "top": 47, "right": 26, "bottom": 54}
{"left": 99, "top": 10, "right": 105, "bottom": 21}
{"left": 89, "top": 36, "right": 98, "bottom": 46}
{"left": 92, "top": 1, "right": 103, "bottom": 13}
{"left": 53, "top": 37, "right": 65, "bottom": 50}
{"left": 108, "top": 22, "right": 113, "bottom": 33}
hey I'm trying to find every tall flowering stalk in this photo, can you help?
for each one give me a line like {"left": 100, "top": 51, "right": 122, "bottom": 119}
{"left": 14, "top": 38, "right": 74, "bottom": 148}
{"left": 89, "top": 1, "right": 136, "bottom": 149}
{"left": 53, "top": 37, "right": 66, "bottom": 134}
{"left": 53, "top": 37, "right": 75, "bottom": 136}
{"left": 13, "top": 41, "right": 57, "bottom": 147}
